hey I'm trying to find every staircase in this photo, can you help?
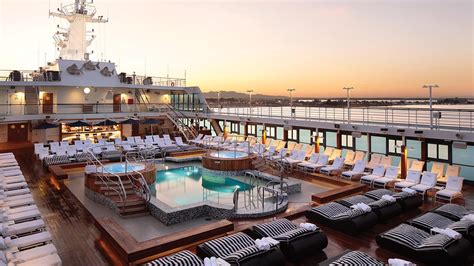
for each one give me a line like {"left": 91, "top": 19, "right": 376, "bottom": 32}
{"left": 209, "top": 119, "right": 223, "bottom": 136}
{"left": 85, "top": 146, "right": 152, "bottom": 217}
{"left": 135, "top": 89, "right": 150, "bottom": 112}
{"left": 165, "top": 104, "right": 199, "bottom": 141}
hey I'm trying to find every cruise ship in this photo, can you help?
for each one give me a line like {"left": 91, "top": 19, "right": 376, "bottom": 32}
{"left": 0, "top": 1, "right": 472, "bottom": 265}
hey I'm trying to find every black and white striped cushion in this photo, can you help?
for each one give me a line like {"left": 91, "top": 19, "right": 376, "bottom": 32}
{"left": 145, "top": 250, "right": 202, "bottom": 266}
{"left": 338, "top": 195, "right": 375, "bottom": 207}
{"left": 330, "top": 251, "right": 384, "bottom": 265}
{"left": 447, "top": 219, "right": 474, "bottom": 234}
{"left": 392, "top": 191, "right": 417, "bottom": 200}
{"left": 332, "top": 208, "right": 369, "bottom": 220}
{"left": 368, "top": 198, "right": 393, "bottom": 209}
{"left": 253, "top": 219, "right": 298, "bottom": 237}
{"left": 221, "top": 246, "right": 266, "bottom": 264}
{"left": 202, "top": 232, "right": 257, "bottom": 258}
{"left": 410, "top": 213, "right": 454, "bottom": 231}
{"left": 75, "top": 152, "right": 92, "bottom": 162}
{"left": 433, "top": 204, "right": 471, "bottom": 221}
{"left": 44, "top": 155, "right": 70, "bottom": 166}
{"left": 311, "top": 202, "right": 350, "bottom": 220}
{"left": 365, "top": 189, "right": 394, "bottom": 200}
{"left": 380, "top": 224, "right": 453, "bottom": 251}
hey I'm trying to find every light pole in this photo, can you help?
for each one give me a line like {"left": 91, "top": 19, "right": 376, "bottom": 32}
{"left": 287, "top": 88, "right": 295, "bottom": 117}
{"left": 247, "top": 89, "right": 253, "bottom": 115}
{"left": 342, "top": 87, "right": 354, "bottom": 123}
{"left": 422, "top": 84, "right": 438, "bottom": 129}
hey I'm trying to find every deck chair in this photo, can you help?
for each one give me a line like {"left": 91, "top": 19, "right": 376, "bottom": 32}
{"left": 0, "top": 188, "right": 30, "bottom": 197}
{"left": 379, "top": 156, "right": 392, "bottom": 167}
{"left": 323, "top": 147, "right": 334, "bottom": 157}
{"left": 345, "top": 151, "right": 366, "bottom": 168}
{"left": 0, "top": 208, "right": 41, "bottom": 223}
{"left": 341, "top": 160, "right": 366, "bottom": 180}
{"left": 283, "top": 150, "right": 307, "bottom": 169}
{"left": 372, "top": 166, "right": 399, "bottom": 189}
{"left": 329, "top": 149, "right": 342, "bottom": 162}
{"left": 263, "top": 146, "right": 276, "bottom": 159}
{"left": 410, "top": 160, "right": 425, "bottom": 172}
{"left": 429, "top": 162, "right": 445, "bottom": 179}
{"left": 343, "top": 150, "right": 355, "bottom": 165}
{"left": 275, "top": 140, "right": 286, "bottom": 151}
{"left": 0, "top": 182, "right": 28, "bottom": 193}
{"left": 287, "top": 142, "right": 297, "bottom": 152}
{"left": 435, "top": 176, "right": 464, "bottom": 203}
{"left": 320, "top": 157, "right": 345, "bottom": 176}
{"left": 271, "top": 148, "right": 288, "bottom": 161}
{"left": 304, "top": 145, "right": 314, "bottom": 158}
{"left": 297, "top": 153, "right": 319, "bottom": 171}
{"left": 0, "top": 219, "right": 45, "bottom": 237}
{"left": 365, "top": 154, "right": 382, "bottom": 171}
{"left": 2, "top": 231, "right": 52, "bottom": 251}
{"left": 394, "top": 170, "right": 422, "bottom": 190}
{"left": 360, "top": 165, "right": 386, "bottom": 187}
{"left": 437, "top": 165, "right": 461, "bottom": 185}
{"left": 144, "top": 250, "right": 202, "bottom": 266}
{"left": 189, "top": 134, "right": 203, "bottom": 144}
{"left": 410, "top": 172, "right": 438, "bottom": 199}
{"left": 304, "top": 155, "right": 329, "bottom": 173}
{"left": 6, "top": 243, "right": 58, "bottom": 265}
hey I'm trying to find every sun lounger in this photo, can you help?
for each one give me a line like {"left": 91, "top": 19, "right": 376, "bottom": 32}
{"left": 342, "top": 150, "right": 355, "bottom": 166}
{"left": 341, "top": 160, "right": 366, "bottom": 180}
{"left": 379, "top": 156, "right": 392, "bottom": 167}
{"left": 410, "top": 172, "right": 438, "bottom": 199}
{"left": 1, "top": 231, "right": 53, "bottom": 251}
{"left": 394, "top": 170, "right": 422, "bottom": 191}
{"left": 6, "top": 243, "right": 58, "bottom": 265}
{"left": 322, "top": 147, "right": 334, "bottom": 157}
{"left": 0, "top": 219, "right": 45, "bottom": 237}
{"left": 0, "top": 208, "right": 41, "bottom": 223}
{"left": 197, "top": 232, "right": 285, "bottom": 266}
{"left": 429, "top": 162, "right": 445, "bottom": 179}
{"left": 0, "top": 195, "right": 34, "bottom": 208}
{"left": 297, "top": 153, "right": 319, "bottom": 171}
{"left": 0, "top": 169, "right": 23, "bottom": 177}
{"left": 328, "top": 149, "right": 342, "bottom": 162}
{"left": 344, "top": 151, "right": 365, "bottom": 168}
{"left": 318, "top": 250, "right": 385, "bottom": 266}
{"left": 337, "top": 194, "right": 402, "bottom": 221}
{"left": 372, "top": 166, "right": 399, "bottom": 188}
{"left": 408, "top": 212, "right": 474, "bottom": 242}
{"left": 365, "top": 188, "right": 422, "bottom": 210}
{"left": 365, "top": 154, "right": 382, "bottom": 172}
{"left": 0, "top": 182, "right": 28, "bottom": 192}
{"left": 320, "top": 157, "right": 345, "bottom": 176}
{"left": 15, "top": 253, "right": 62, "bottom": 266}
{"left": 304, "top": 155, "right": 329, "bottom": 173}
{"left": 0, "top": 205, "right": 38, "bottom": 216}
{"left": 376, "top": 223, "right": 472, "bottom": 264}
{"left": 435, "top": 176, "right": 464, "bottom": 203}
{"left": 360, "top": 165, "right": 386, "bottom": 187}
{"left": 409, "top": 160, "right": 425, "bottom": 172}
{"left": 437, "top": 165, "right": 461, "bottom": 186}
{"left": 306, "top": 202, "right": 378, "bottom": 235}
{"left": 251, "top": 218, "right": 328, "bottom": 261}
{"left": 144, "top": 250, "right": 202, "bottom": 266}
{"left": 432, "top": 203, "right": 474, "bottom": 222}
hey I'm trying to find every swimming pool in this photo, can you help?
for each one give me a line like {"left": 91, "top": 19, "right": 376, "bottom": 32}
{"left": 99, "top": 163, "right": 145, "bottom": 174}
{"left": 153, "top": 166, "right": 253, "bottom": 207}
{"left": 208, "top": 151, "right": 248, "bottom": 159}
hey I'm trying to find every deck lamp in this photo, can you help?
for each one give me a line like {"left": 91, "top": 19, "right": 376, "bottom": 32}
{"left": 83, "top": 87, "right": 91, "bottom": 94}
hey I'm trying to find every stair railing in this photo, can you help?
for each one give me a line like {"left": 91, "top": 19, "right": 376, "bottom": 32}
{"left": 121, "top": 148, "right": 154, "bottom": 203}
{"left": 85, "top": 146, "right": 128, "bottom": 210}
{"left": 164, "top": 104, "right": 198, "bottom": 140}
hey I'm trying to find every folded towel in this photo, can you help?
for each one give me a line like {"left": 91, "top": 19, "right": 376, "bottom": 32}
{"left": 255, "top": 239, "right": 270, "bottom": 250}
{"left": 382, "top": 194, "right": 396, "bottom": 203}
{"left": 210, "top": 257, "right": 217, "bottom": 266}
{"left": 357, "top": 202, "right": 372, "bottom": 212}
{"left": 299, "top": 222, "right": 318, "bottom": 231}
{"left": 388, "top": 258, "right": 414, "bottom": 266}
{"left": 262, "top": 237, "right": 279, "bottom": 246}
{"left": 204, "top": 257, "right": 211, "bottom": 266}
{"left": 402, "top": 187, "right": 416, "bottom": 194}
{"left": 461, "top": 214, "right": 474, "bottom": 222}
{"left": 431, "top": 227, "right": 462, "bottom": 239}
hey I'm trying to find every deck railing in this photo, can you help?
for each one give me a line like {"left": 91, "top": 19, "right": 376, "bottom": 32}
{"left": 197, "top": 105, "right": 474, "bottom": 132}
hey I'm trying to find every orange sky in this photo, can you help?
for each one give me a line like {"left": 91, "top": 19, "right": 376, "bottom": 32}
{"left": 0, "top": 0, "right": 472, "bottom": 97}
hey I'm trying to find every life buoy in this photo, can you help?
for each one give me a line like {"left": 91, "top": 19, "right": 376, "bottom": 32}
{"left": 170, "top": 82, "right": 175, "bottom": 87}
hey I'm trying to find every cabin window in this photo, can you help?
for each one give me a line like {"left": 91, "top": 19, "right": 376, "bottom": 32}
{"left": 231, "top": 123, "right": 239, "bottom": 133}
{"left": 276, "top": 127, "right": 284, "bottom": 140}
{"left": 341, "top": 134, "right": 353, "bottom": 148}
{"left": 427, "top": 143, "right": 449, "bottom": 161}
{"left": 299, "top": 129, "right": 311, "bottom": 144}
{"left": 266, "top": 126, "right": 276, "bottom": 138}
{"left": 247, "top": 124, "right": 256, "bottom": 136}
{"left": 287, "top": 129, "right": 298, "bottom": 141}
{"left": 388, "top": 139, "right": 403, "bottom": 155}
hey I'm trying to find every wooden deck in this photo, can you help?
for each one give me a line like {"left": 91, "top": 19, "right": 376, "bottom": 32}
{"left": 6, "top": 143, "right": 474, "bottom": 266}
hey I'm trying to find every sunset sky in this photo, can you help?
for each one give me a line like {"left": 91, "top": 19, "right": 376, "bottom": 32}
{"left": 0, "top": 0, "right": 472, "bottom": 98}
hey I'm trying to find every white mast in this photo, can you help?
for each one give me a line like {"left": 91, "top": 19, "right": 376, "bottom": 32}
{"left": 50, "top": 0, "right": 107, "bottom": 60}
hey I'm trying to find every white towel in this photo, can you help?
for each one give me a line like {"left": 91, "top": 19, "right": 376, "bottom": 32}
{"left": 299, "top": 222, "right": 318, "bottom": 231}
{"left": 357, "top": 203, "right": 372, "bottom": 212}
{"left": 402, "top": 187, "right": 416, "bottom": 195}
{"left": 388, "top": 258, "right": 414, "bottom": 266}
{"left": 204, "top": 257, "right": 211, "bottom": 266}
{"left": 461, "top": 214, "right": 474, "bottom": 222}
{"left": 382, "top": 194, "right": 396, "bottom": 203}
{"left": 262, "top": 237, "right": 279, "bottom": 246}
{"left": 431, "top": 227, "right": 462, "bottom": 240}
{"left": 255, "top": 239, "right": 270, "bottom": 250}
{"left": 210, "top": 257, "right": 217, "bottom": 266}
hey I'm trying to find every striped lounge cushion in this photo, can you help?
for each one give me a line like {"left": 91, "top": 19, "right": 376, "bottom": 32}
{"left": 380, "top": 224, "right": 453, "bottom": 251}
{"left": 365, "top": 189, "right": 394, "bottom": 200}
{"left": 368, "top": 198, "right": 393, "bottom": 209}
{"left": 311, "top": 202, "right": 350, "bottom": 220}
{"left": 433, "top": 204, "right": 471, "bottom": 220}
{"left": 411, "top": 213, "right": 454, "bottom": 231}
{"left": 145, "top": 250, "right": 202, "bottom": 266}
{"left": 253, "top": 219, "right": 316, "bottom": 242}
{"left": 44, "top": 155, "right": 70, "bottom": 166}
{"left": 330, "top": 251, "right": 384, "bottom": 265}
{"left": 202, "top": 232, "right": 269, "bottom": 264}
{"left": 447, "top": 219, "right": 474, "bottom": 234}
{"left": 338, "top": 195, "right": 375, "bottom": 206}
{"left": 74, "top": 152, "right": 92, "bottom": 162}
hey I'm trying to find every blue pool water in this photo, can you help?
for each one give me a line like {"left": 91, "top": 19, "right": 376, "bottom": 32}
{"left": 153, "top": 166, "right": 253, "bottom": 207}
{"left": 209, "top": 151, "right": 248, "bottom": 159}
{"left": 100, "top": 163, "right": 145, "bottom": 173}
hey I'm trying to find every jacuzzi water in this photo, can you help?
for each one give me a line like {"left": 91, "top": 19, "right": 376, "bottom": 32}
{"left": 208, "top": 151, "right": 248, "bottom": 159}
{"left": 99, "top": 163, "right": 145, "bottom": 173}
{"left": 152, "top": 166, "right": 253, "bottom": 207}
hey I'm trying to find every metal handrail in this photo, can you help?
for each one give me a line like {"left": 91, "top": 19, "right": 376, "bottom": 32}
{"left": 85, "top": 146, "right": 127, "bottom": 210}
{"left": 122, "top": 148, "right": 154, "bottom": 203}
{"left": 165, "top": 104, "right": 198, "bottom": 140}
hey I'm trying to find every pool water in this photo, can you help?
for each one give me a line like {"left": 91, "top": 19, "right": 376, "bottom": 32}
{"left": 153, "top": 166, "right": 253, "bottom": 207}
{"left": 208, "top": 151, "right": 248, "bottom": 159}
{"left": 100, "top": 163, "right": 145, "bottom": 173}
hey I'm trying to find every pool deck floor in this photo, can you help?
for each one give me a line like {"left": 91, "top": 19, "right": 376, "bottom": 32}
{"left": 5, "top": 143, "right": 474, "bottom": 266}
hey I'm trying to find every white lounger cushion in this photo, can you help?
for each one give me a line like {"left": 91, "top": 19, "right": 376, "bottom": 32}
{"left": 0, "top": 170, "right": 23, "bottom": 178}
{"left": 0, "top": 206, "right": 38, "bottom": 216}
{"left": 0, "top": 188, "right": 30, "bottom": 197}
{"left": 0, "top": 209, "right": 41, "bottom": 223}
{"left": 4, "top": 231, "right": 52, "bottom": 250}
{"left": 15, "top": 253, "right": 61, "bottom": 266}
{"left": 0, "top": 182, "right": 28, "bottom": 191}
{"left": 0, "top": 197, "right": 34, "bottom": 209}
{"left": 0, "top": 176, "right": 26, "bottom": 185}
{"left": 7, "top": 243, "right": 57, "bottom": 265}
{"left": 0, "top": 219, "right": 45, "bottom": 237}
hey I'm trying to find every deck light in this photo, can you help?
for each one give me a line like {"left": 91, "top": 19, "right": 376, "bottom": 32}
{"left": 83, "top": 87, "right": 91, "bottom": 94}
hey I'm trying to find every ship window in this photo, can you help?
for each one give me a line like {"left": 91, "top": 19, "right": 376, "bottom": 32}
{"left": 428, "top": 143, "right": 449, "bottom": 161}
{"left": 287, "top": 129, "right": 298, "bottom": 141}
{"left": 276, "top": 127, "right": 284, "bottom": 140}
{"left": 299, "top": 129, "right": 311, "bottom": 144}
{"left": 266, "top": 126, "right": 276, "bottom": 138}
{"left": 231, "top": 123, "right": 239, "bottom": 133}
{"left": 341, "top": 134, "right": 353, "bottom": 148}
{"left": 388, "top": 139, "right": 403, "bottom": 154}
{"left": 247, "top": 124, "right": 256, "bottom": 136}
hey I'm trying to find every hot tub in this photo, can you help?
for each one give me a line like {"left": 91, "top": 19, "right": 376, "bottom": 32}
{"left": 97, "top": 163, "right": 145, "bottom": 174}
{"left": 202, "top": 150, "right": 256, "bottom": 172}
{"left": 208, "top": 151, "right": 248, "bottom": 159}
